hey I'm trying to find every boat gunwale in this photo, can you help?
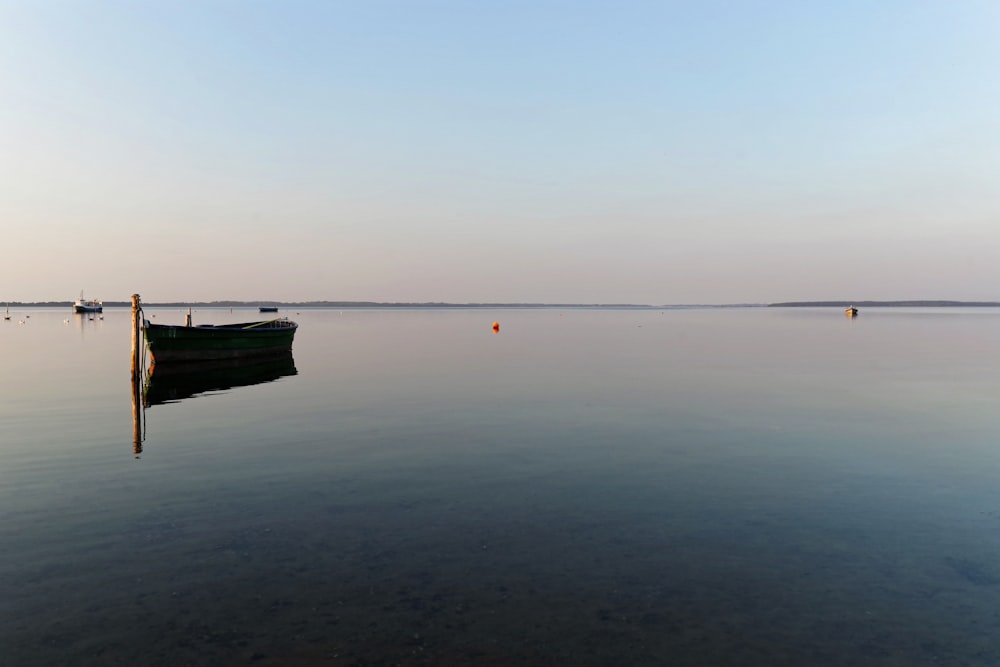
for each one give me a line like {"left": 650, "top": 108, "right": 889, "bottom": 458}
{"left": 144, "top": 319, "right": 298, "bottom": 333}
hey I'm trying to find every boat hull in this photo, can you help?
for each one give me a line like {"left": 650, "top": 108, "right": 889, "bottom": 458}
{"left": 74, "top": 304, "right": 103, "bottom": 313}
{"left": 144, "top": 320, "right": 298, "bottom": 364}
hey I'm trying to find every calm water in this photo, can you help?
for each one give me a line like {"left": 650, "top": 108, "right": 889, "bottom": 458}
{"left": 3, "top": 306, "right": 1000, "bottom": 666}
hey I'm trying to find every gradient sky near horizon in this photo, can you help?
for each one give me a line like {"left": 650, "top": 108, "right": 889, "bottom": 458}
{"left": 2, "top": 1, "right": 998, "bottom": 304}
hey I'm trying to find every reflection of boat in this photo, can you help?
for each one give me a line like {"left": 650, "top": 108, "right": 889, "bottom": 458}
{"left": 845, "top": 305, "right": 859, "bottom": 317}
{"left": 74, "top": 291, "right": 103, "bottom": 313}
{"left": 143, "top": 353, "right": 297, "bottom": 406}
{"left": 143, "top": 318, "right": 298, "bottom": 363}
{"left": 259, "top": 306, "right": 279, "bottom": 313}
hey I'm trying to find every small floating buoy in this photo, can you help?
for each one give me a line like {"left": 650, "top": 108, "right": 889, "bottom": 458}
{"left": 492, "top": 321, "right": 500, "bottom": 332}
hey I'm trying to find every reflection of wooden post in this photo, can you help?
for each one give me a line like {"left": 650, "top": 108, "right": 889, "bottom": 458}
{"left": 131, "top": 294, "right": 143, "bottom": 456}
{"left": 132, "top": 373, "right": 143, "bottom": 457}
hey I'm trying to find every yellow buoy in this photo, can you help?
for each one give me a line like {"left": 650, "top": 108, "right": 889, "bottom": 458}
{"left": 492, "top": 321, "right": 500, "bottom": 332}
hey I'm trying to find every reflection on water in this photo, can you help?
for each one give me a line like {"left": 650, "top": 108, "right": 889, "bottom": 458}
{"left": 132, "top": 351, "right": 298, "bottom": 457}
{"left": 132, "top": 353, "right": 298, "bottom": 457}
{"left": 143, "top": 353, "right": 298, "bottom": 407}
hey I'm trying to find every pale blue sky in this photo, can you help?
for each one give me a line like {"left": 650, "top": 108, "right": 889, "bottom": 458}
{"left": 2, "top": 1, "right": 998, "bottom": 303}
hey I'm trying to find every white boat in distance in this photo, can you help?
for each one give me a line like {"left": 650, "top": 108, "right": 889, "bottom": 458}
{"left": 74, "top": 292, "right": 103, "bottom": 313}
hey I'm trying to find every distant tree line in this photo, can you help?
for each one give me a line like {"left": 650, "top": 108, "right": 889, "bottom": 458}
{"left": 10, "top": 300, "right": 667, "bottom": 309}
{"left": 768, "top": 300, "right": 1000, "bottom": 307}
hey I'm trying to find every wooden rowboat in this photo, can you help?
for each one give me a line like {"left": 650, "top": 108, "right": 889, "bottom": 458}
{"left": 144, "top": 318, "right": 298, "bottom": 364}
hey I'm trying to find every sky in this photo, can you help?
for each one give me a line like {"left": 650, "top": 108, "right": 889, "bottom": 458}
{"left": 2, "top": 1, "right": 998, "bottom": 304}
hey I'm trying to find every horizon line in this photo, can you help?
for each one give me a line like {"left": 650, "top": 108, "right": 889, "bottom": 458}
{"left": 6, "top": 299, "right": 1000, "bottom": 309}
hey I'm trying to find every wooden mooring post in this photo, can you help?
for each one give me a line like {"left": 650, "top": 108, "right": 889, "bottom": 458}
{"left": 131, "top": 294, "right": 142, "bottom": 381}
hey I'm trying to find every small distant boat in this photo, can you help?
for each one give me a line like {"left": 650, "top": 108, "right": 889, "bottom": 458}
{"left": 3, "top": 303, "right": 9, "bottom": 321}
{"left": 144, "top": 317, "right": 298, "bottom": 364}
{"left": 74, "top": 291, "right": 103, "bottom": 313}
{"left": 845, "top": 305, "right": 859, "bottom": 317}
{"left": 259, "top": 306, "right": 279, "bottom": 313}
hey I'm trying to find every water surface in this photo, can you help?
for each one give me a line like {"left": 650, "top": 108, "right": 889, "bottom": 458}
{"left": 2, "top": 306, "right": 1000, "bottom": 665}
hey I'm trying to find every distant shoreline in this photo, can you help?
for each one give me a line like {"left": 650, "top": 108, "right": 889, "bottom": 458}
{"left": 6, "top": 301, "right": 749, "bottom": 309}
{"left": 6, "top": 300, "right": 1000, "bottom": 309}
{"left": 767, "top": 300, "right": 1000, "bottom": 308}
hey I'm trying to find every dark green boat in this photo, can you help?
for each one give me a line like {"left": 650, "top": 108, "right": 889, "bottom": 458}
{"left": 144, "top": 318, "right": 298, "bottom": 364}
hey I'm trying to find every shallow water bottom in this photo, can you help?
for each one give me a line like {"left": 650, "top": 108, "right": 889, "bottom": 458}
{"left": 7, "top": 426, "right": 1000, "bottom": 667}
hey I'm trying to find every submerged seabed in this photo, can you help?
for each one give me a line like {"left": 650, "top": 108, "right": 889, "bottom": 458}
{"left": 2, "top": 307, "right": 1000, "bottom": 666}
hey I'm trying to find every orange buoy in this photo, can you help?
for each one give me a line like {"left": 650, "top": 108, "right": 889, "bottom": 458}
{"left": 492, "top": 321, "right": 500, "bottom": 332}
